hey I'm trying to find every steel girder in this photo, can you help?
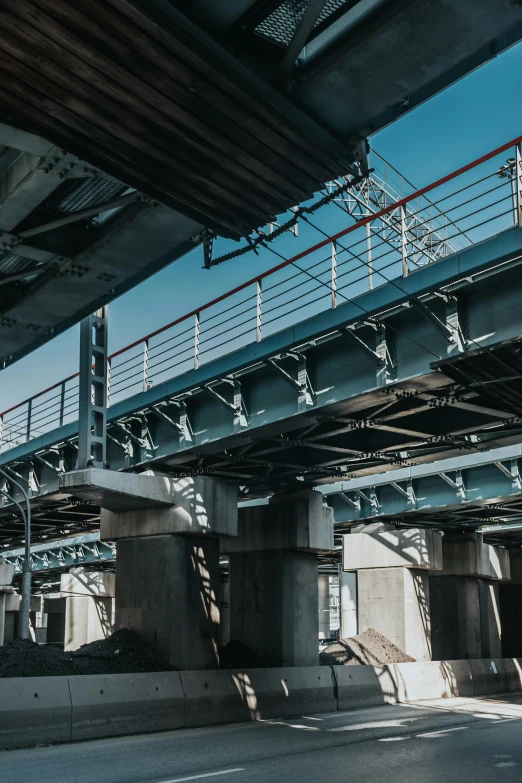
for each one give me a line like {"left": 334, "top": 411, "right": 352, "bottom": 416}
{"left": 1, "top": 229, "right": 522, "bottom": 547}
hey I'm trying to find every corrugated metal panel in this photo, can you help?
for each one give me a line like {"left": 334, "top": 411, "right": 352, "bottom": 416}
{"left": 0, "top": 0, "right": 352, "bottom": 238}
{"left": 0, "top": 253, "right": 34, "bottom": 275}
{"left": 57, "top": 177, "right": 127, "bottom": 214}
{"left": 256, "top": 0, "right": 349, "bottom": 47}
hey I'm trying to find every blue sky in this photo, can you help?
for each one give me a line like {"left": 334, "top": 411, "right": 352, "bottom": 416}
{"left": 2, "top": 39, "right": 522, "bottom": 412}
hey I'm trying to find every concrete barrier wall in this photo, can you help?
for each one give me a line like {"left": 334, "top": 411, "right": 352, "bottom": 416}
{"left": 1, "top": 659, "right": 521, "bottom": 750}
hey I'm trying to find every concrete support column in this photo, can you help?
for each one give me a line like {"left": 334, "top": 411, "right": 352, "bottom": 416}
{"left": 342, "top": 524, "right": 443, "bottom": 661}
{"left": 115, "top": 535, "right": 221, "bottom": 669}
{"left": 430, "top": 533, "right": 509, "bottom": 660}
{"left": 499, "top": 549, "right": 522, "bottom": 657}
{"left": 223, "top": 490, "right": 334, "bottom": 667}
{"left": 61, "top": 568, "right": 115, "bottom": 651}
{"left": 0, "top": 558, "right": 15, "bottom": 647}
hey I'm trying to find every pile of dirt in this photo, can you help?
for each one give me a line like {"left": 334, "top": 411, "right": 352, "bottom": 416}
{"left": 0, "top": 629, "right": 173, "bottom": 678}
{"left": 219, "top": 639, "right": 263, "bottom": 670}
{"left": 319, "top": 628, "right": 415, "bottom": 666}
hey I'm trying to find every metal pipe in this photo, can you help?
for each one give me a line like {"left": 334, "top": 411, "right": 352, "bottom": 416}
{"left": 0, "top": 469, "right": 31, "bottom": 639}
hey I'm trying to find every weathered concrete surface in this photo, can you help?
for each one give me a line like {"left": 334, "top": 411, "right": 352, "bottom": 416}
{"left": 181, "top": 669, "right": 271, "bottom": 727}
{"left": 441, "top": 533, "right": 510, "bottom": 580}
{"left": 69, "top": 671, "right": 184, "bottom": 740}
{"left": 101, "top": 476, "right": 238, "bottom": 540}
{"left": 115, "top": 535, "right": 221, "bottom": 670}
{"left": 0, "top": 676, "right": 72, "bottom": 749}
{"left": 357, "top": 567, "right": 432, "bottom": 662}
{"left": 61, "top": 569, "right": 115, "bottom": 651}
{"left": 223, "top": 490, "right": 333, "bottom": 554}
{"left": 229, "top": 549, "right": 320, "bottom": 667}
{"left": 343, "top": 524, "right": 442, "bottom": 571}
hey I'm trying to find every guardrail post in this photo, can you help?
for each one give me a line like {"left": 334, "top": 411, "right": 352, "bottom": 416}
{"left": 401, "top": 204, "right": 409, "bottom": 277}
{"left": 366, "top": 222, "right": 373, "bottom": 289}
{"left": 194, "top": 312, "right": 200, "bottom": 369}
{"left": 256, "top": 280, "right": 262, "bottom": 341}
{"left": 59, "top": 381, "right": 66, "bottom": 427}
{"left": 513, "top": 144, "right": 522, "bottom": 226}
{"left": 26, "top": 399, "right": 32, "bottom": 442}
{"left": 142, "top": 338, "right": 149, "bottom": 391}
{"left": 331, "top": 241, "right": 337, "bottom": 308}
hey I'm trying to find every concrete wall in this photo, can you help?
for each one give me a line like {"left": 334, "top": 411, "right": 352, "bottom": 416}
{"left": 1, "top": 659, "right": 520, "bottom": 750}
{"left": 318, "top": 574, "right": 330, "bottom": 639}
{"left": 358, "top": 567, "right": 431, "bottom": 661}
{"left": 499, "top": 584, "right": 522, "bottom": 657}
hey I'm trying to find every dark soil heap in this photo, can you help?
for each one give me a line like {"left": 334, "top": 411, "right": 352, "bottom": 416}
{"left": 219, "top": 639, "right": 263, "bottom": 669}
{"left": 319, "top": 628, "right": 415, "bottom": 666}
{"left": 0, "top": 629, "right": 173, "bottom": 678}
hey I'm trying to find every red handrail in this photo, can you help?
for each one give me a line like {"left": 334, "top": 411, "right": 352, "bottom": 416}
{"left": 2, "top": 133, "right": 521, "bottom": 421}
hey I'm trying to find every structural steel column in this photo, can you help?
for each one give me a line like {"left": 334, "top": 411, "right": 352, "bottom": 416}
{"left": 77, "top": 307, "right": 108, "bottom": 470}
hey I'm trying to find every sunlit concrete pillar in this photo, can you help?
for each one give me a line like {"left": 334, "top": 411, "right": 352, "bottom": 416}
{"left": 339, "top": 568, "right": 358, "bottom": 639}
{"left": 342, "top": 524, "right": 443, "bottom": 661}
{"left": 98, "top": 475, "right": 238, "bottom": 670}
{"left": 61, "top": 568, "right": 115, "bottom": 651}
{"left": 224, "top": 491, "right": 334, "bottom": 667}
{"left": 0, "top": 558, "right": 15, "bottom": 647}
{"left": 430, "top": 533, "right": 509, "bottom": 660}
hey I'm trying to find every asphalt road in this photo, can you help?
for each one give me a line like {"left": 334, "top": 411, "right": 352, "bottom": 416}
{"left": 1, "top": 694, "right": 522, "bottom": 783}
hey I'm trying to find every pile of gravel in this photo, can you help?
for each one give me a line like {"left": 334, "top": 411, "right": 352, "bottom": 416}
{"left": 319, "top": 628, "right": 415, "bottom": 666}
{"left": 219, "top": 639, "right": 263, "bottom": 670}
{"left": 0, "top": 629, "right": 173, "bottom": 677}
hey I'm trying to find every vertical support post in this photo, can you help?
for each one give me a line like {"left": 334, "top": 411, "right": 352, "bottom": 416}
{"left": 401, "top": 204, "right": 408, "bottom": 277}
{"left": 365, "top": 222, "right": 373, "bottom": 290}
{"left": 59, "top": 381, "right": 66, "bottom": 428}
{"left": 513, "top": 144, "right": 522, "bottom": 226}
{"left": 106, "top": 358, "right": 111, "bottom": 408}
{"left": 194, "top": 312, "right": 200, "bottom": 370}
{"left": 76, "top": 307, "right": 108, "bottom": 470}
{"left": 142, "top": 339, "right": 149, "bottom": 391}
{"left": 26, "top": 399, "right": 32, "bottom": 442}
{"left": 331, "top": 241, "right": 337, "bottom": 309}
{"left": 256, "top": 280, "right": 262, "bottom": 342}
{"left": 0, "top": 414, "right": 3, "bottom": 450}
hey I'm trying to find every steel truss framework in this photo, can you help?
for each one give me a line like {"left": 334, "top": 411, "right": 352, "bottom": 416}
{"left": 324, "top": 444, "right": 522, "bottom": 547}
{"left": 1, "top": 230, "right": 522, "bottom": 547}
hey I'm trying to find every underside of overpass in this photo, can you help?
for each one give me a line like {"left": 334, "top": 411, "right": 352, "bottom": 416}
{"left": 1, "top": 0, "right": 522, "bottom": 367}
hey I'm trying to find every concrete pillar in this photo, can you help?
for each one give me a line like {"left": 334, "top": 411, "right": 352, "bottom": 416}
{"left": 339, "top": 569, "right": 358, "bottom": 639}
{"left": 430, "top": 534, "right": 509, "bottom": 660}
{"left": 116, "top": 535, "right": 221, "bottom": 669}
{"left": 93, "top": 473, "right": 238, "bottom": 670}
{"left": 342, "top": 524, "right": 442, "bottom": 661}
{"left": 358, "top": 566, "right": 432, "bottom": 661}
{"left": 61, "top": 568, "right": 115, "bottom": 651}
{"left": 499, "top": 549, "right": 522, "bottom": 657}
{"left": 43, "top": 597, "right": 67, "bottom": 645}
{"left": 223, "top": 490, "right": 334, "bottom": 667}
{"left": 318, "top": 574, "right": 330, "bottom": 639}
{"left": 0, "top": 558, "right": 15, "bottom": 646}
{"left": 3, "top": 594, "right": 20, "bottom": 644}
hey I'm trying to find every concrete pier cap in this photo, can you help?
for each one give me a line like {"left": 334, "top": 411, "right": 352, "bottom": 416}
{"left": 222, "top": 489, "right": 333, "bottom": 554}
{"left": 342, "top": 523, "right": 443, "bottom": 571}
{"left": 59, "top": 469, "right": 238, "bottom": 540}
{"left": 441, "top": 533, "right": 511, "bottom": 580}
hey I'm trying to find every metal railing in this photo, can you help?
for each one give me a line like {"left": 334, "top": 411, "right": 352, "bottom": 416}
{"left": 1, "top": 136, "right": 521, "bottom": 454}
